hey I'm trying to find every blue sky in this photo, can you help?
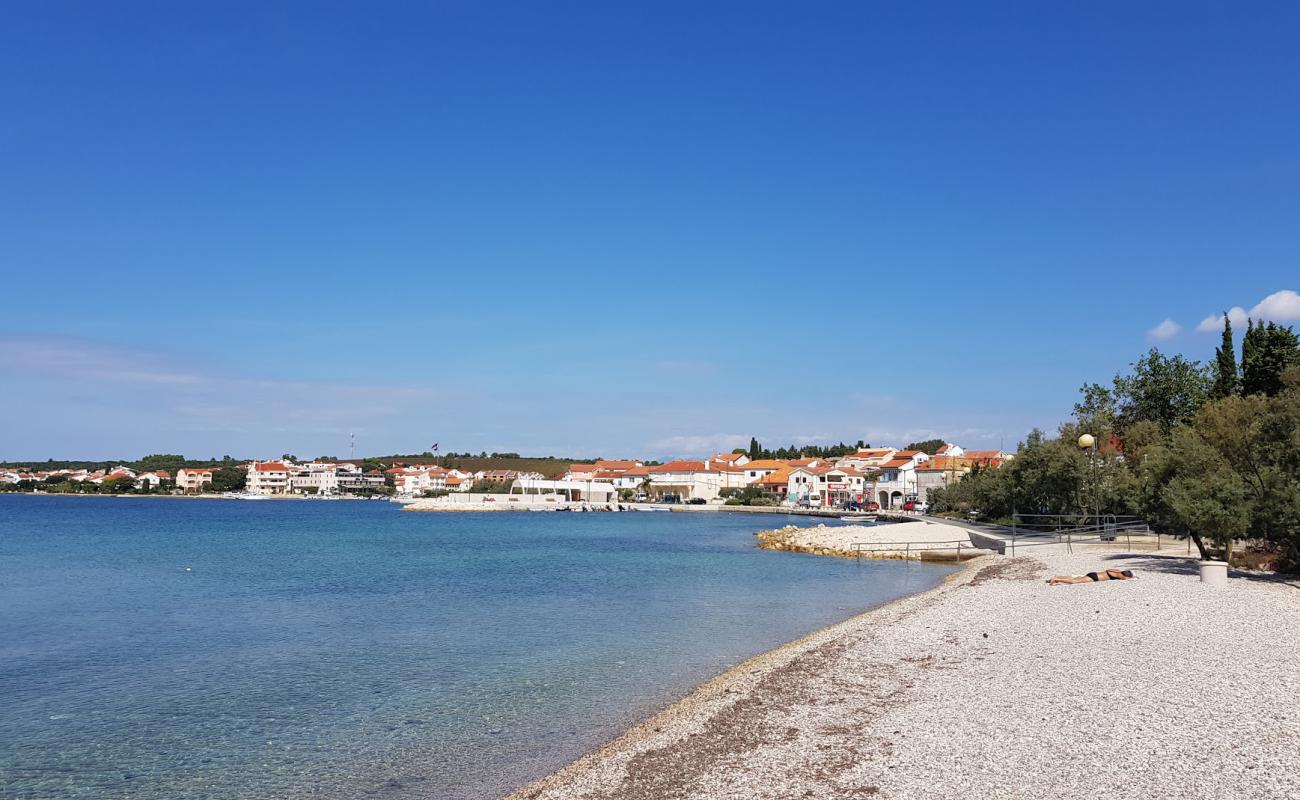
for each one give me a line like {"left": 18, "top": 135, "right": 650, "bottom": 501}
{"left": 2, "top": 2, "right": 1298, "bottom": 460}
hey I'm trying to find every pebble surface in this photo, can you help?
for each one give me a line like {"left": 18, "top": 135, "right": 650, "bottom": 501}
{"left": 507, "top": 551, "right": 1300, "bottom": 800}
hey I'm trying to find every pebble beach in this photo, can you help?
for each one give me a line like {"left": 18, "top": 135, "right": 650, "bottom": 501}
{"left": 510, "top": 548, "right": 1300, "bottom": 800}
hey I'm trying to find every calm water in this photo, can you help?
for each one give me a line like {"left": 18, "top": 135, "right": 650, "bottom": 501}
{"left": 0, "top": 495, "right": 954, "bottom": 799}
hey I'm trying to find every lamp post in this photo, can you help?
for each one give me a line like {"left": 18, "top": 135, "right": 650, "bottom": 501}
{"left": 1077, "top": 433, "right": 1099, "bottom": 526}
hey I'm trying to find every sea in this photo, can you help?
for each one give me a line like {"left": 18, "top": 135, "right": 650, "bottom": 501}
{"left": 0, "top": 494, "right": 955, "bottom": 799}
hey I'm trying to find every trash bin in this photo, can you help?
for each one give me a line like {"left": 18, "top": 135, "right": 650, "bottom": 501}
{"left": 1199, "top": 560, "right": 1228, "bottom": 586}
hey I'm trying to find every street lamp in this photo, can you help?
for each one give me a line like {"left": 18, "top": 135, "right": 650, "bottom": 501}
{"left": 1077, "top": 433, "right": 1099, "bottom": 526}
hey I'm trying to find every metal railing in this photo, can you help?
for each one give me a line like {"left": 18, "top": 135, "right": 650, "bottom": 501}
{"left": 1000, "top": 517, "right": 1157, "bottom": 555}
{"left": 850, "top": 539, "right": 977, "bottom": 561}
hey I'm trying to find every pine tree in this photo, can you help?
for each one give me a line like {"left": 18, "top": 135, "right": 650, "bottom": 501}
{"left": 1209, "top": 312, "right": 1239, "bottom": 399}
{"left": 748, "top": 437, "right": 761, "bottom": 459}
{"left": 1241, "top": 320, "right": 1300, "bottom": 396}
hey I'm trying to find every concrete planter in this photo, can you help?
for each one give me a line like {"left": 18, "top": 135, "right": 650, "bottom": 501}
{"left": 1199, "top": 560, "right": 1229, "bottom": 586}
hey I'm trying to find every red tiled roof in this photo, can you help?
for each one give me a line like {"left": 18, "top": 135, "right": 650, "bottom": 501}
{"left": 917, "top": 456, "right": 971, "bottom": 472}
{"left": 649, "top": 460, "right": 709, "bottom": 473}
{"left": 757, "top": 467, "right": 795, "bottom": 485}
{"left": 594, "top": 459, "right": 640, "bottom": 470}
{"left": 880, "top": 458, "right": 913, "bottom": 469}
{"left": 254, "top": 462, "right": 289, "bottom": 472}
{"left": 741, "top": 459, "right": 790, "bottom": 471}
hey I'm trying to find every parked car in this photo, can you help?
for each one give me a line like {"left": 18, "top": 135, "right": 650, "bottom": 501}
{"left": 660, "top": 494, "right": 681, "bottom": 504}
{"left": 914, "top": 500, "right": 930, "bottom": 513}
{"left": 865, "top": 501, "right": 881, "bottom": 512}
{"left": 686, "top": 497, "right": 707, "bottom": 505}
{"left": 902, "top": 500, "right": 916, "bottom": 511}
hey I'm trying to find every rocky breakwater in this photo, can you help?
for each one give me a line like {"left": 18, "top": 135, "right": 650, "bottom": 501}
{"left": 756, "top": 519, "right": 989, "bottom": 561}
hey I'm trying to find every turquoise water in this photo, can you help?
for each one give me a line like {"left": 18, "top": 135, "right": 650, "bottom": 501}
{"left": 0, "top": 495, "right": 954, "bottom": 799}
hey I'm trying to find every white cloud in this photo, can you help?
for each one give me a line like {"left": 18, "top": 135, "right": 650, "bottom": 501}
{"left": 1196, "top": 307, "right": 1248, "bottom": 333}
{"left": 1196, "top": 289, "right": 1300, "bottom": 333}
{"left": 648, "top": 433, "right": 749, "bottom": 455}
{"left": 1147, "top": 318, "right": 1182, "bottom": 341}
{"left": 0, "top": 335, "right": 449, "bottom": 444}
{"left": 1250, "top": 289, "right": 1300, "bottom": 322}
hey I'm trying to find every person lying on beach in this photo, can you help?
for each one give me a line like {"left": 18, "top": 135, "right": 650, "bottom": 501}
{"left": 1047, "top": 569, "right": 1135, "bottom": 585}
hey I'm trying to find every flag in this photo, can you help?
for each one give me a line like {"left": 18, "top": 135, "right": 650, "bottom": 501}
{"left": 431, "top": 442, "right": 439, "bottom": 452}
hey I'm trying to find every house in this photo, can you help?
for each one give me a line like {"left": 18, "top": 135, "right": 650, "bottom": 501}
{"left": 176, "top": 468, "right": 214, "bottom": 492}
{"left": 963, "top": 449, "right": 1014, "bottom": 463}
{"left": 783, "top": 465, "right": 868, "bottom": 508}
{"left": 739, "top": 459, "right": 791, "bottom": 484}
{"left": 337, "top": 471, "right": 386, "bottom": 493}
{"left": 872, "top": 451, "right": 931, "bottom": 508}
{"left": 708, "top": 452, "right": 751, "bottom": 468}
{"left": 755, "top": 466, "right": 796, "bottom": 499}
{"left": 647, "top": 461, "right": 723, "bottom": 501}
{"left": 563, "top": 464, "right": 600, "bottom": 481}
{"left": 834, "top": 448, "right": 898, "bottom": 471}
{"left": 915, "top": 456, "right": 972, "bottom": 501}
{"left": 100, "top": 468, "right": 137, "bottom": 487}
{"left": 289, "top": 462, "right": 344, "bottom": 495}
{"left": 593, "top": 459, "right": 643, "bottom": 472}
{"left": 135, "top": 470, "right": 170, "bottom": 489}
{"left": 246, "top": 461, "right": 292, "bottom": 495}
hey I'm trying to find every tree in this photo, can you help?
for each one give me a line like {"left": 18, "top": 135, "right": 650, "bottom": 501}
{"left": 102, "top": 476, "right": 136, "bottom": 494}
{"left": 748, "top": 437, "right": 761, "bottom": 459}
{"left": 1241, "top": 320, "right": 1300, "bottom": 397}
{"left": 1071, "top": 382, "right": 1117, "bottom": 442}
{"left": 1157, "top": 373, "right": 1300, "bottom": 565}
{"left": 210, "top": 466, "right": 246, "bottom": 492}
{"left": 1209, "top": 313, "right": 1239, "bottom": 399}
{"left": 1112, "top": 349, "right": 1210, "bottom": 432}
{"left": 904, "top": 438, "right": 946, "bottom": 454}
{"left": 137, "top": 454, "right": 186, "bottom": 473}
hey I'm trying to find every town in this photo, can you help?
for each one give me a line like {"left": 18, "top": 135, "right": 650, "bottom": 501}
{"left": 1, "top": 443, "right": 1011, "bottom": 510}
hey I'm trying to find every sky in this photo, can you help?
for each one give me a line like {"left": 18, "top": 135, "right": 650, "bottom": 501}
{"left": 2, "top": 1, "right": 1299, "bottom": 461}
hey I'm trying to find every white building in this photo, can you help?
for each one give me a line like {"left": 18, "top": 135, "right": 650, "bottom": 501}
{"left": 289, "top": 462, "right": 342, "bottom": 495}
{"left": 646, "top": 461, "right": 723, "bottom": 501}
{"left": 872, "top": 450, "right": 931, "bottom": 508}
{"left": 176, "top": 467, "right": 214, "bottom": 493}
{"left": 135, "top": 471, "right": 170, "bottom": 489}
{"left": 247, "top": 461, "right": 292, "bottom": 495}
{"left": 834, "top": 448, "right": 898, "bottom": 471}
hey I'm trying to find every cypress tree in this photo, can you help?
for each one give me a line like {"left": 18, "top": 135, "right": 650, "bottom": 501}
{"left": 1241, "top": 319, "right": 1300, "bottom": 396}
{"left": 1209, "top": 312, "right": 1238, "bottom": 399}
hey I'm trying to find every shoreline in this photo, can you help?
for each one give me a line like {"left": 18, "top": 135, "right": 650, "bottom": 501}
{"left": 507, "top": 557, "right": 984, "bottom": 800}
{"left": 507, "top": 547, "right": 1300, "bottom": 799}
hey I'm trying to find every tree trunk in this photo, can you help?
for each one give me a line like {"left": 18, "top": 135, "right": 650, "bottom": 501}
{"left": 1188, "top": 531, "right": 1211, "bottom": 560}
{"left": 1224, "top": 537, "right": 1234, "bottom": 567}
